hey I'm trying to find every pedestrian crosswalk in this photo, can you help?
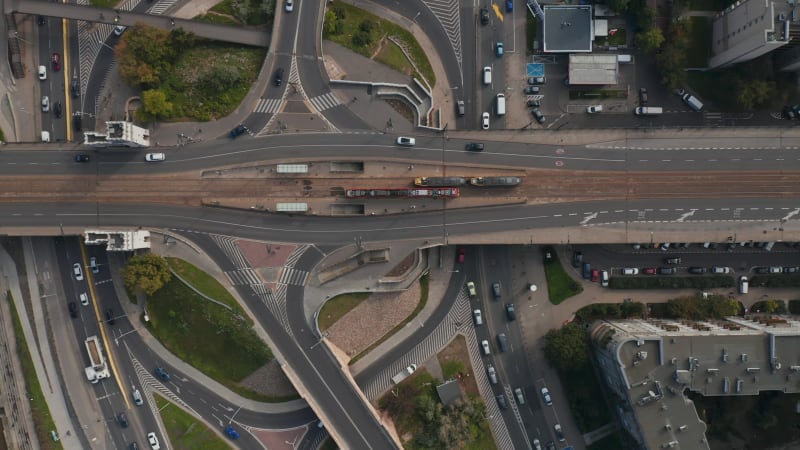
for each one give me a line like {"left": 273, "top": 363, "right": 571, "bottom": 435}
{"left": 308, "top": 93, "right": 340, "bottom": 112}
{"left": 279, "top": 267, "right": 308, "bottom": 286}
{"left": 146, "top": 0, "right": 179, "bottom": 15}
{"left": 211, "top": 235, "right": 251, "bottom": 269}
{"left": 225, "top": 269, "right": 261, "bottom": 286}
{"left": 285, "top": 244, "right": 309, "bottom": 267}
{"left": 423, "top": 0, "right": 463, "bottom": 72}
{"left": 360, "top": 290, "right": 471, "bottom": 400}
{"left": 253, "top": 98, "right": 283, "bottom": 114}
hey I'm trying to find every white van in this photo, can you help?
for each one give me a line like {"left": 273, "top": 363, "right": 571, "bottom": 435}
{"left": 600, "top": 270, "right": 609, "bottom": 287}
{"left": 496, "top": 93, "right": 506, "bottom": 116}
{"left": 681, "top": 93, "right": 704, "bottom": 111}
{"left": 41, "top": 131, "right": 51, "bottom": 143}
{"left": 635, "top": 107, "right": 663, "bottom": 115}
{"left": 739, "top": 276, "right": 749, "bottom": 294}
{"left": 482, "top": 66, "right": 492, "bottom": 85}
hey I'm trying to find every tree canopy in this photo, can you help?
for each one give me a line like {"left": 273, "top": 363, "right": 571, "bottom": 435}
{"left": 544, "top": 324, "right": 590, "bottom": 372}
{"left": 122, "top": 253, "right": 172, "bottom": 296}
{"left": 116, "top": 23, "right": 195, "bottom": 89}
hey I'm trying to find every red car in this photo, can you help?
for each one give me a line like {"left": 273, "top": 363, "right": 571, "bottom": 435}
{"left": 590, "top": 269, "right": 599, "bottom": 282}
{"left": 51, "top": 53, "right": 61, "bottom": 72}
{"left": 457, "top": 248, "right": 466, "bottom": 264}
{"left": 643, "top": 267, "right": 657, "bottom": 275}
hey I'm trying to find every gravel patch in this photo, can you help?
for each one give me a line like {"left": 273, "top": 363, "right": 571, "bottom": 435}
{"left": 327, "top": 283, "right": 422, "bottom": 358}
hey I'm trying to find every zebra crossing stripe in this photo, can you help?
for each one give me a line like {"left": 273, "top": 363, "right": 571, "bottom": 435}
{"left": 254, "top": 98, "right": 283, "bottom": 114}
{"left": 309, "top": 93, "right": 340, "bottom": 112}
{"left": 225, "top": 269, "right": 261, "bottom": 285}
{"left": 285, "top": 244, "right": 309, "bottom": 268}
{"left": 279, "top": 267, "right": 308, "bottom": 286}
{"left": 210, "top": 235, "right": 251, "bottom": 269}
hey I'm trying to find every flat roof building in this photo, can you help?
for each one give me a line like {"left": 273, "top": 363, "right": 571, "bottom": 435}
{"left": 84, "top": 121, "right": 150, "bottom": 148}
{"left": 543, "top": 5, "right": 593, "bottom": 53}
{"left": 709, "top": 0, "right": 792, "bottom": 68}
{"left": 591, "top": 315, "right": 800, "bottom": 450}
{"left": 567, "top": 54, "right": 619, "bottom": 85}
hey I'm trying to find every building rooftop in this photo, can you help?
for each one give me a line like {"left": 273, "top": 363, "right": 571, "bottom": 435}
{"left": 84, "top": 230, "right": 151, "bottom": 251}
{"left": 436, "top": 379, "right": 462, "bottom": 407}
{"left": 84, "top": 121, "right": 150, "bottom": 148}
{"left": 593, "top": 316, "right": 800, "bottom": 450}
{"left": 568, "top": 54, "right": 619, "bottom": 85}
{"left": 543, "top": 5, "right": 593, "bottom": 53}
{"left": 709, "top": 0, "right": 792, "bottom": 68}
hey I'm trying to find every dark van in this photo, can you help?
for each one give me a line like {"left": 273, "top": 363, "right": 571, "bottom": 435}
{"left": 582, "top": 262, "right": 591, "bottom": 279}
{"left": 497, "top": 333, "right": 508, "bottom": 352}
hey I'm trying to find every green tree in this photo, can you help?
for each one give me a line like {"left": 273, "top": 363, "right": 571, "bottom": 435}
{"left": 116, "top": 23, "right": 176, "bottom": 88}
{"left": 544, "top": 324, "right": 589, "bottom": 372}
{"left": 199, "top": 66, "right": 242, "bottom": 93}
{"left": 608, "top": 0, "right": 631, "bottom": 14}
{"left": 634, "top": 7, "right": 657, "bottom": 30}
{"left": 138, "top": 89, "right": 175, "bottom": 122}
{"left": 324, "top": 10, "right": 338, "bottom": 35}
{"left": 122, "top": 253, "right": 172, "bottom": 296}
{"left": 736, "top": 79, "right": 774, "bottom": 110}
{"left": 635, "top": 28, "right": 665, "bottom": 54}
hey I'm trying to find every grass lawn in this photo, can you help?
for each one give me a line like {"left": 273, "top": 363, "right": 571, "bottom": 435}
{"left": 561, "top": 366, "right": 613, "bottom": 432}
{"left": 595, "top": 29, "right": 627, "bottom": 47}
{"left": 318, "top": 292, "right": 370, "bottom": 331}
{"left": 89, "top": 0, "right": 115, "bottom": 8}
{"left": 543, "top": 254, "right": 583, "bottom": 304}
{"left": 686, "top": 17, "right": 712, "bottom": 68}
{"left": 526, "top": 13, "right": 538, "bottom": 55}
{"left": 8, "top": 293, "right": 62, "bottom": 450}
{"left": 195, "top": 13, "right": 240, "bottom": 25}
{"left": 154, "top": 394, "right": 232, "bottom": 450}
{"left": 165, "top": 257, "right": 245, "bottom": 317}
{"left": 210, "top": 0, "right": 236, "bottom": 16}
{"left": 146, "top": 277, "right": 274, "bottom": 400}
{"left": 325, "top": 3, "right": 435, "bottom": 86}
{"left": 164, "top": 44, "right": 266, "bottom": 121}
{"left": 349, "top": 275, "right": 429, "bottom": 365}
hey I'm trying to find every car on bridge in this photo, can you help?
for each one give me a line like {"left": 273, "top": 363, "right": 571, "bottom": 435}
{"left": 396, "top": 136, "right": 415, "bottom": 146}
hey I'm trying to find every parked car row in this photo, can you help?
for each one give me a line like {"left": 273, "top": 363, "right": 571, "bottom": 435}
{"left": 754, "top": 266, "right": 799, "bottom": 274}
{"left": 634, "top": 241, "right": 780, "bottom": 252}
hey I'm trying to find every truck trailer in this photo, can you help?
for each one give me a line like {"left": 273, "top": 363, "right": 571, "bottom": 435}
{"left": 84, "top": 335, "right": 111, "bottom": 383}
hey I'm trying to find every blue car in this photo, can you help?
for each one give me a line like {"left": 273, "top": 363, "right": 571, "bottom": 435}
{"left": 155, "top": 367, "right": 170, "bottom": 382}
{"left": 225, "top": 426, "right": 240, "bottom": 440}
{"left": 496, "top": 42, "right": 504, "bottom": 57}
{"left": 506, "top": 0, "right": 513, "bottom": 12}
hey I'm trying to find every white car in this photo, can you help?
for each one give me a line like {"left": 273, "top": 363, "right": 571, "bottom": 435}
{"left": 285, "top": 0, "right": 294, "bottom": 12}
{"left": 38, "top": 65, "right": 47, "bottom": 80}
{"left": 587, "top": 105, "right": 603, "bottom": 113}
{"left": 113, "top": 25, "right": 126, "bottom": 36}
{"left": 622, "top": 267, "right": 639, "bottom": 275}
{"left": 473, "top": 309, "right": 483, "bottom": 326}
{"left": 147, "top": 432, "right": 161, "bottom": 450}
{"left": 79, "top": 292, "right": 89, "bottom": 306}
{"left": 481, "top": 112, "right": 490, "bottom": 130}
{"left": 41, "top": 96, "right": 50, "bottom": 112}
{"left": 73, "top": 263, "right": 84, "bottom": 281}
{"left": 396, "top": 136, "right": 415, "bottom": 146}
{"left": 466, "top": 281, "right": 476, "bottom": 297}
{"left": 481, "top": 339, "right": 491, "bottom": 355}
{"left": 145, "top": 153, "right": 166, "bottom": 162}
{"left": 541, "top": 387, "right": 552, "bottom": 406}
{"left": 90, "top": 257, "right": 99, "bottom": 274}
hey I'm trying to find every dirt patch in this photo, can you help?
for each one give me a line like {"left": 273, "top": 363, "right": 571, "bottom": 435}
{"left": 385, "top": 99, "right": 415, "bottom": 123}
{"left": 238, "top": 359, "right": 298, "bottom": 398}
{"left": 327, "top": 283, "right": 421, "bottom": 357}
{"left": 437, "top": 335, "right": 479, "bottom": 397}
{"left": 384, "top": 250, "right": 415, "bottom": 277}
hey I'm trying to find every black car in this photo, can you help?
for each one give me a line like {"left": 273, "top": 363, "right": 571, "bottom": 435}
{"left": 74, "top": 154, "right": 90, "bottom": 163}
{"left": 106, "top": 308, "right": 115, "bottom": 325}
{"left": 480, "top": 7, "right": 489, "bottom": 25}
{"left": 53, "top": 101, "right": 62, "bottom": 118}
{"left": 491, "top": 282, "right": 501, "bottom": 299}
{"left": 273, "top": 68, "right": 284, "bottom": 86}
{"left": 532, "top": 108, "right": 545, "bottom": 124}
{"left": 118, "top": 412, "right": 128, "bottom": 428}
{"left": 783, "top": 106, "right": 797, "bottom": 120}
{"left": 658, "top": 267, "right": 677, "bottom": 275}
{"left": 505, "top": 303, "right": 516, "bottom": 321}
{"left": 230, "top": 124, "right": 248, "bottom": 138}
{"left": 73, "top": 113, "right": 82, "bottom": 131}
{"left": 70, "top": 79, "right": 80, "bottom": 98}
{"left": 68, "top": 302, "right": 78, "bottom": 318}
{"left": 496, "top": 394, "right": 508, "bottom": 409}
{"left": 37, "top": 15, "right": 47, "bottom": 26}
{"left": 527, "top": 99, "right": 541, "bottom": 107}
{"left": 465, "top": 142, "right": 484, "bottom": 151}
{"left": 688, "top": 267, "right": 707, "bottom": 274}
{"left": 155, "top": 366, "right": 170, "bottom": 381}
{"left": 755, "top": 267, "right": 771, "bottom": 274}
{"left": 639, "top": 87, "right": 648, "bottom": 105}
